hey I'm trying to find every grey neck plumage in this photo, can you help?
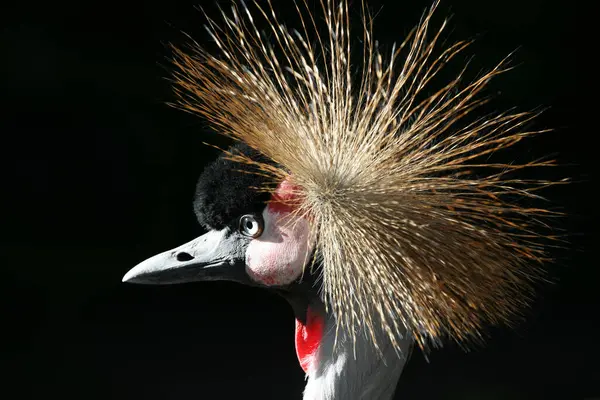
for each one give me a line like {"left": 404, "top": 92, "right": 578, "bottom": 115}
{"left": 302, "top": 313, "right": 413, "bottom": 400}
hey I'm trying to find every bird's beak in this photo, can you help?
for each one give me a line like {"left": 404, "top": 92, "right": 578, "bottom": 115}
{"left": 122, "top": 228, "right": 249, "bottom": 285}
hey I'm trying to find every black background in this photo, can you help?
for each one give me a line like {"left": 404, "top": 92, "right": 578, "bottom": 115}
{"left": 2, "top": 0, "right": 596, "bottom": 398}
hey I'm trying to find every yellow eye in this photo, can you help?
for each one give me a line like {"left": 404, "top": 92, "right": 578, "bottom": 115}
{"left": 239, "top": 214, "right": 263, "bottom": 238}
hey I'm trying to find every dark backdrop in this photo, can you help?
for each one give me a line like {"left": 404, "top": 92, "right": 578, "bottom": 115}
{"left": 2, "top": 0, "right": 595, "bottom": 399}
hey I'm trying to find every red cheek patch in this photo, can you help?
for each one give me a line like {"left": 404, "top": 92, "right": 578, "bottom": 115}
{"left": 245, "top": 179, "right": 313, "bottom": 286}
{"left": 245, "top": 206, "right": 312, "bottom": 286}
{"left": 267, "top": 179, "right": 302, "bottom": 214}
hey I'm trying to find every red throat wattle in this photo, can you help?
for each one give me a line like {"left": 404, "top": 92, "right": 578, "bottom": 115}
{"left": 257, "top": 177, "right": 324, "bottom": 372}
{"left": 295, "top": 306, "right": 324, "bottom": 374}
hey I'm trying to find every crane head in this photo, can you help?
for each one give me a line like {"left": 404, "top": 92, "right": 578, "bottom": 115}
{"left": 122, "top": 143, "right": 324, "bottom": 373}
{"left": 123, "top": 0, "right": 563, "bottom": 382}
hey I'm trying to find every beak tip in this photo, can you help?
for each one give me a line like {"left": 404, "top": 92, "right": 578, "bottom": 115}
{"left": 122, "top": 269, "right": 139, "bottom": 284}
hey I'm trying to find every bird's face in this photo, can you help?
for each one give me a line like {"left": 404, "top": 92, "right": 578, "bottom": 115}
{"left": 122, "top": 180, "right": 313, "bottom": 289}
{"left": 123, "top": 145, "right": 324, "bottom": 373}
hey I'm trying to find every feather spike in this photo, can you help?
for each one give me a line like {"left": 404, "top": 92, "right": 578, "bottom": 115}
{"left": 169, "top": 0, "right": 564, "bottom": 353}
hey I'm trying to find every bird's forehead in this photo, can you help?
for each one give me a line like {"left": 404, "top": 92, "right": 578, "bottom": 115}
{"left": 193, "top": 144, "right": 274, "bottom": 230}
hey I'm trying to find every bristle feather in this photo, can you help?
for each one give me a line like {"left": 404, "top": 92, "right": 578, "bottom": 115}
{"left": 169, "top": 0, "right": 564, "bottom": 353}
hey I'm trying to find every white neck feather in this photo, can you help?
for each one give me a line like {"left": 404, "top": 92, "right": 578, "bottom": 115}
{"left": 302, "top": 314, "right": 412, "bottom": 400}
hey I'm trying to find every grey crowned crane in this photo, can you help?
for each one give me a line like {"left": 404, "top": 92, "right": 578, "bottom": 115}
{"left": 123, "top": 143, "right": 411, "bottom": 398}
{"left": 123, "top": 1, "right": 561, "bottom": 399}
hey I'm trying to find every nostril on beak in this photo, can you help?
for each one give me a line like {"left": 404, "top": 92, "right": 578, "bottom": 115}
{"left": 176, "top": 252, "right": 194, "bottom": 262}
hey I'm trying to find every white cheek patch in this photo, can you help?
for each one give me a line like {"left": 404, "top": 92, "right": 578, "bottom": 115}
{"left": 245, "top": 206, "right": 313, "bottom": 286}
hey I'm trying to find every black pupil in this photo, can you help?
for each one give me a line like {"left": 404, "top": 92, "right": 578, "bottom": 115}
{"left": 245, "top": 220, "right": 254, "bottom": 230}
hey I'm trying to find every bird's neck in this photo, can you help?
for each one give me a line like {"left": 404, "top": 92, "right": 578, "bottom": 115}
{"left": 300, "top": 306, "right": 412, "bottom": 400}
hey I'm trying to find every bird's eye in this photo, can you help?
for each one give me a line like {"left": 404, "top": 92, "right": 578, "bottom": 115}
{"left": 239, "top": 214, "right": 263, "bottom": 238}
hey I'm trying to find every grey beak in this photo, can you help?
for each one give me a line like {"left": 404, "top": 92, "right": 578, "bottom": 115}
{"left": 122, "top": 228, "right": 249, "bottom": 285}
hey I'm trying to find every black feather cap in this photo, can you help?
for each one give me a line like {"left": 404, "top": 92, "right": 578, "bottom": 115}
{"left": 193, "top": 143, "right": 274, "bottom": 230}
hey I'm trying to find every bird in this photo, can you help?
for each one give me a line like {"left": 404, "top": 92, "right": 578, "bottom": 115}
{"left": 122, "top": 0, "right": 562, "bottom": 398}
